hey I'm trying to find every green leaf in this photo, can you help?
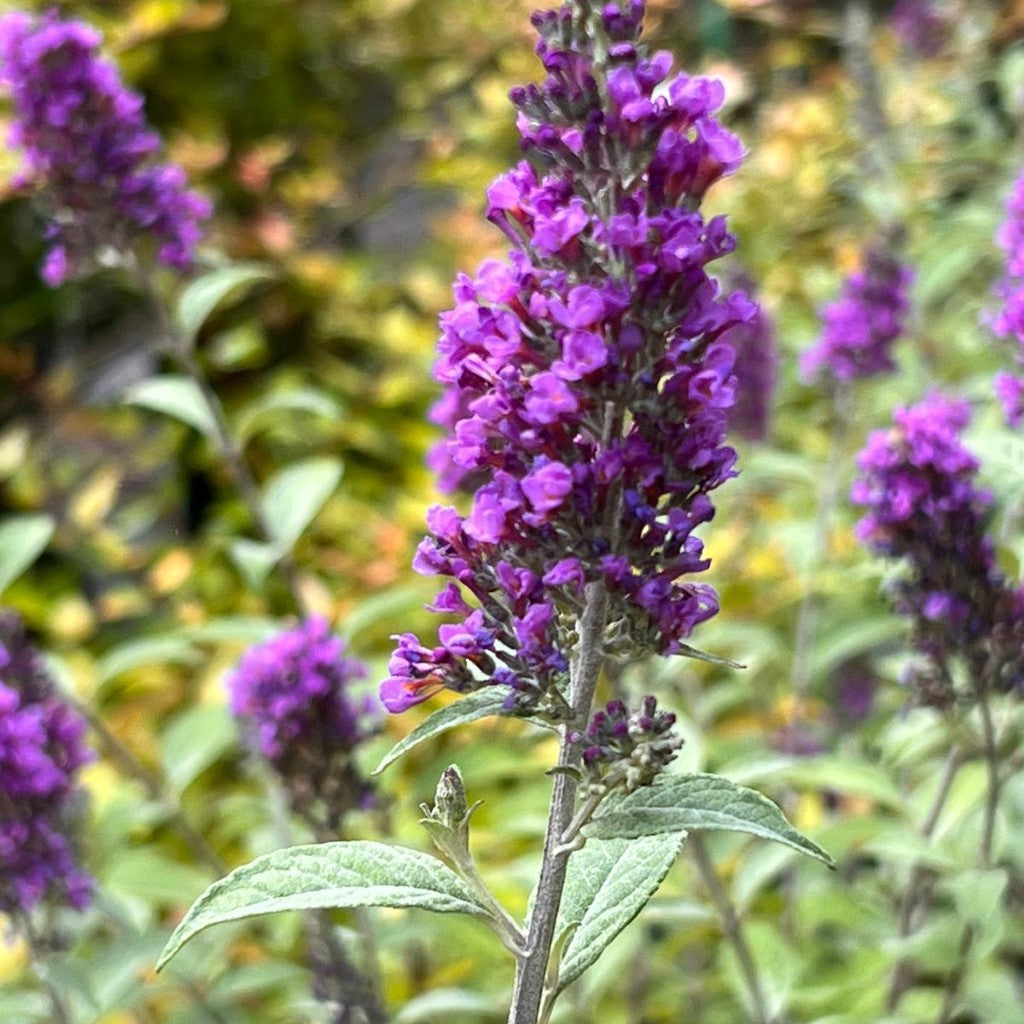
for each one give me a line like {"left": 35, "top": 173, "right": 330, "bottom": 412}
{"left": 583, "top": 774, "right": 834, "bottom": 867}
{"left": 556, "top": 833, "right": 685, "bottom": 989}
{"left": 227, "top": 538, "right": 281, "bottom": 590}
{"left": 157, "top": 841, "right": 488, "bottom": 970}
{"left": 96, "top": 635, "right": 202, "bottom": 689}
{"left": 235, "top": 387, "right": 343, "bottom": 442}
{"left": 261, "top": 456, "right": 343, "bottom": 552}
{"left": 105, "top": 849, "right": 212, "bottom": 907}
{"left": 176, "top": 264, "right": 274, "bottom": 344}
{"left": 394, "top": 989, "right": 504, "bottom": 1023}
{"left": 160, "top": 704, "right": 237, "bottom": 793}
{"left": 373, "top": 688, "right": 510, "bottom": 775}
{"left": 123, "top": 376, "right": 216, "bottom": 437}
{"left": 0, "top": 514, "right": 54, "bottom": 595}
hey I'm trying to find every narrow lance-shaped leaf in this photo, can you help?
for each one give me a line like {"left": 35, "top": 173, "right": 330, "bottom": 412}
{"left": 176, "top": 264, "right": 275, "bottom": 344}
{"left": 555, "top": 832, "right": 685, "bottom": 990}
{"left": 123, "top": 376, "right": 216, "bottom": 437}
{"left": 157, "top": 841, "right": 488, "bottom": 970}
{"left": 583, "top": 774, "right": 834, "bottom": 867}
{"left": 374, "top": 688, "right": 511, "bottom": 775}
{"left": 261, "top": 457, "right": 343, "bottom": 553}
{"left": 0, "top": 514, "right": 54, "bottom": 596}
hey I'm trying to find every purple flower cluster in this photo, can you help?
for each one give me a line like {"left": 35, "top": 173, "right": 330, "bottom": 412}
{"left": 0, "top": 612, "right": 92, "bottom": 917}
{"left": 852, "top": 395, "right": 1024, "bottom": 703}
{"left": 0, "top": 10, "right": 210, "bottom": 285}
{"left": 990, "top": 171, "right": 1024, "bottom": 426}
{"left": 577, "top": 696, "right": 681, "bottom": 793}
{"left": 801, "top": 242, "right": 913, "bottom": 384}
{"left": 228, "top": 618, "right": 377, "bottom": 829}
{"left": 384, "top": 2, "right": 754, "bottom": 716}
{"left": 720, "top": 268, "right": 777, "bottom": 441}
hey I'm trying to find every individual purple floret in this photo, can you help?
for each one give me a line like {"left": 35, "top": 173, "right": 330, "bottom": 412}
{"left": 851, "top": 394, "right": 1024, "bottom": 704}
{"left": 801, "top": 242, "right": 913, "bottom": 384}
{"left": 228, "top": 618, "right": 377, "bottom": 831}
{"left": 383, "top": 1, "right": 755, "bottom": 716}
{"left": 0, "top": 611, "right": 92, "bottom": 918}
{"left": 0, "top": 10, "right": 210, "bottom": 285}
{"left": 990, "top": 171, "right": 1024, "bottom": 426}
{"left": 721, "top": 268, "right": 777, "bottom": 441}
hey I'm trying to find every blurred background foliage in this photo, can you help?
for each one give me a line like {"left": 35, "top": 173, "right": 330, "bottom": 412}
{"left": 2, "top": 0, "right": 1024, "bottom": 1021}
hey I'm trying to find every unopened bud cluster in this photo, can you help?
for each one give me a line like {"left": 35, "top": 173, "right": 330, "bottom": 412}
{"left": 576, "top": 696, "right": 682, "bottom": 794}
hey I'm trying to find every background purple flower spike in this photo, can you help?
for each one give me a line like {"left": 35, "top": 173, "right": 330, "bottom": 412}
{"left": 228, "top": 618, "right": 378, "bottom": 831}
{"left": 0, "top": 611, "right": 93, "bottom": 918}
{"left": 0, "top": 10, "right": 210, "bottom": 284}
{"left": 801, "top": 240, "right": 913, "bottom": 385}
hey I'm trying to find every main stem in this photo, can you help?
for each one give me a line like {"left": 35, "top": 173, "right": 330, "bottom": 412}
{"left": 507, "top": 583, "right": 608, "bottom": 1024}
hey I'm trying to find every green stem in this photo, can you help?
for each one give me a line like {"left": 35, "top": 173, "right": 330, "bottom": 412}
{"left": 507, "top": 582, "right": 608, "bottom": 1024}
{"left": 885, "top": 744, "right": 963, "bottom": 1012}
{"left": 692, "top": 835, "right": 778, "bottom": 1024}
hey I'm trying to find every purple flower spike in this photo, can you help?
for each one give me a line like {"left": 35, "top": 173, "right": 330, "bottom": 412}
{"left": 0, "top": 10, "right": 210, "bottom": 284}
{"left": 852, "top": 395, "right": 1024, "bottom": 705}
{"left": 0, "top": 612, "right": 93, "bottom": 917}
{"left": 801, "top": 242, "right": 913, "bottom": 384}
{"left": 228, "top": 618, "right": 378, "bottom": 827}
{"left": 990, "top": 172, "right": 1024, "bottom": 426}
{"left": 388, "top": 2, "right": 756, "bottom": 717}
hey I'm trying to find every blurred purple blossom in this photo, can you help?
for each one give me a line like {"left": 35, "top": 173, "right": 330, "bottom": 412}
{"left": 0, "top": 10, "right": 210, "bottom": 284}
{"left": 990, "top": 171, "right": 1024, "bottom": 426}
{"left": 0, "top": 612, "right": 92, "bottom": 918}
{"left": 721, "top": 268, "right": 777, "bottom": 441}
{"left": 801, "top": 242, "right": 913, "bottom": 384}
{"left": 229, "top": 618, "right": 378, "bottom": 829}
{"left": 852, "top": 394, "right": 1024, "bottom": 704}
{"left": 385, "top": 1, "right": 754, "bottom": 716}
{"left": 890, "top": 0, "right": 948, "bottom": 58}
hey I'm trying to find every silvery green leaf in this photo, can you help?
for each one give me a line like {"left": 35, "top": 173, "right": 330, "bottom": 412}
{"left": 0, "top": 513, "right": 54, "bottom": 595}
{"left": 228, "top": 538, "right": 281, "bottom": 590}
{"left": 235, "top": 387, "right": 343, "bottom": 442}
{"left": 556, "top": 833, "right": 685, "bottom": 989}
{"left": 584, "top": 774, "right": 834, "bottom": 867}
{"left": 373, "top": 688, "right": 510, "bottom": 775}
{"left": 176, "top": 264, "right": 274, "bottom": 344}
{"left": 157, "top": 842, "right": 487, "bottom": 969}
{"left": 124, "top": 376, "right": 216, "bottom": 437}
{"left": 261, "top": 457, "right": 343, "bottom": 552}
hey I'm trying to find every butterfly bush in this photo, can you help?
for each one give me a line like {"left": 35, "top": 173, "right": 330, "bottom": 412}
{"left": 852, "top": 394, "right": 1024, "bottom": 705}
{"left": 384, "top": 0, "right": 754, "bottom": 720}
{"left": 0, "top": 612, "right": 92, "bottom": 918}
{"left": 228, "top": 618, "right": 377, "bottom": 831}
{"left": 991, "top": 170, "right": 1024, "bottom": 426}
{"left": 801, "top": 241, "right": 913, "bottom": 384}
{"left": 0, "top": 10, "right": 210, "bottom": 285}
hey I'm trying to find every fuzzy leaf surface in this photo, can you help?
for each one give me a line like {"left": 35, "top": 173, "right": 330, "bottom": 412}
{"left": 373, "top": 688, "right": 510, "bottom": 775}
{"left": 556, "top": 832, "right": 685, "bottom": 989}
{"left": 583, "top": 774, "right": 834, "bottom": 866}
{"left": 158, "top": 841, "right": 488, "bottom": 969}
